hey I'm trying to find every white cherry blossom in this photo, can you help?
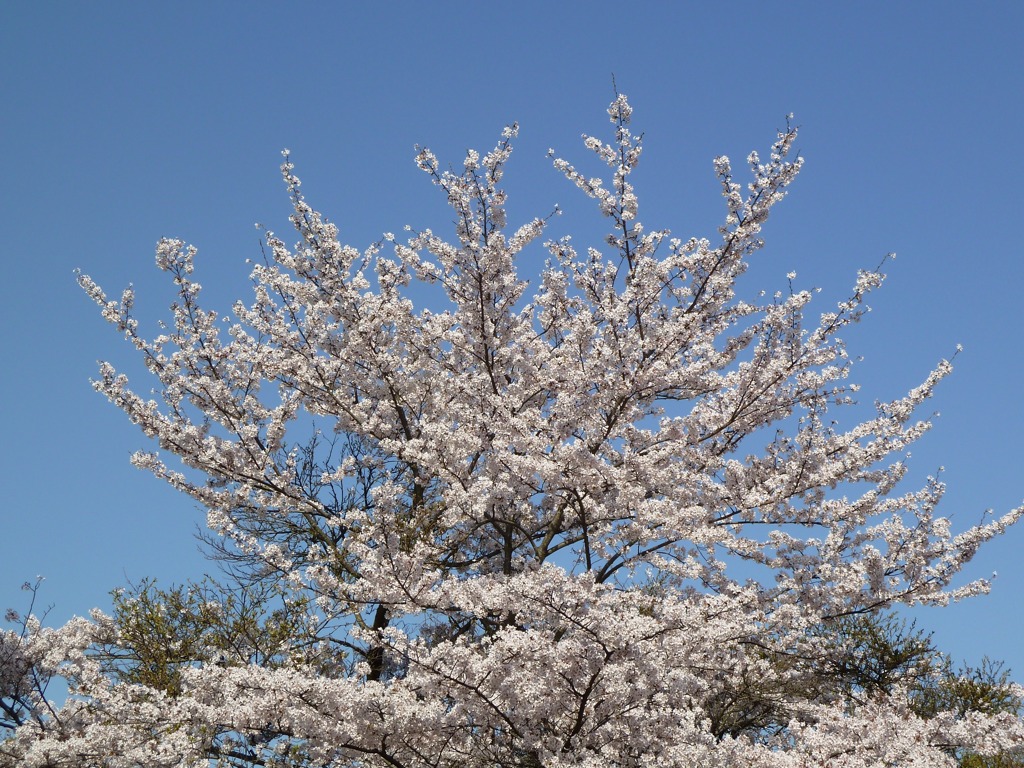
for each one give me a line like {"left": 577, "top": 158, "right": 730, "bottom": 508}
{"left": 3, "top": 95, "right": 1021, "bottom": 767}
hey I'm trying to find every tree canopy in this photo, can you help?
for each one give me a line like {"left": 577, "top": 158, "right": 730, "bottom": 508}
{"left": 3, "top": 94, "right": 1022, "bottom": 767}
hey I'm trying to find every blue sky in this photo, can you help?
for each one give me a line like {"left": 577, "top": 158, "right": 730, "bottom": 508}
{"left": 3, "top": 2, "right": 1022, "bottom": 679}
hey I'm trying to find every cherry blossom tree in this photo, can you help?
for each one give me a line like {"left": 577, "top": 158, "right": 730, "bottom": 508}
{"left": 3, "top": 94, "right": 1023, "bottom": 767}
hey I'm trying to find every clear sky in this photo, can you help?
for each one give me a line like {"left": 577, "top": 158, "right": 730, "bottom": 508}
{"left": 2, "top": 2, "right": 1022, "bottom": 680}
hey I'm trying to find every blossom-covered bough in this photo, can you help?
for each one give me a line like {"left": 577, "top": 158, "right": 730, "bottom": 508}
{"left": 3, "top": 95, "right": 1022, "bottom": 766}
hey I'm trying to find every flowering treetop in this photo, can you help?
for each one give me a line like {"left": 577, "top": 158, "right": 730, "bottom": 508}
{"left": 3, "top": 94, "right": 1022, "bottom": 767}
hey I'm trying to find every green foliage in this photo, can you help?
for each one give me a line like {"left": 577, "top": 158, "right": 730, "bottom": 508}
{"left": 821, "top": 613, "right": 1022, "bottom": 767}
{"left": 914, "top": 655, "right": 1023, "bottom": 768}
{"left": 913, "top": 656, "right": 1022, "bottom": 719}
{"left": 820, "top": 613, "right": 1022, "bottom": 767}
{"left": 702, "top": 612, "right": 938, "bottom": 739}
{"left": 91, "top": 580, "right": 1022, "bottom": 766}
{"left": 822, "top": 611, "right": 937, "bottom": 702}
{"left": 96, "top": 577, "right": 317, "bottom": 697}
{"left": 703, "top": 608, "right": 1022, "bottom": 768}
{"left": 959, "top": 754, "right": 1024, "bottom": 768}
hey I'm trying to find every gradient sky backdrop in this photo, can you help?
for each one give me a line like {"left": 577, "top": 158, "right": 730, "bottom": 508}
{"left": 3, "top": 2, "right": 1023, "bottom": 680}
